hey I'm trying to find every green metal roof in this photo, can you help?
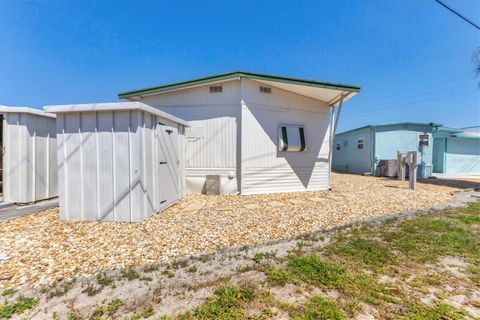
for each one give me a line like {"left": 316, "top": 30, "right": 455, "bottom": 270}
{"left": 118, "top": 71, "right": 361, "bottom": 99}
{"left": 336, "top": 121, "right": 443, "bottom": 136}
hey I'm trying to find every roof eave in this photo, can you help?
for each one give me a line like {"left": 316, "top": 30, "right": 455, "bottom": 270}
{"left": 118, "top": 71, "right": 361, "bottom": 99}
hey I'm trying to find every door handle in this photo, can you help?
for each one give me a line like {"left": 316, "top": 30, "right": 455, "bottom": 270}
{"left": 160, "top": 161, "right": 167, "bottom": 164}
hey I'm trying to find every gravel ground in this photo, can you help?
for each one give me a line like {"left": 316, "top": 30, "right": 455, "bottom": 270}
{"left": 0, "top": 173, "right": 478, "bottom": 289}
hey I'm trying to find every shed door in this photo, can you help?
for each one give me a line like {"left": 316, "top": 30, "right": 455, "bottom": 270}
{"left": 158, "top": 124, "right": 179, "bottom": 209}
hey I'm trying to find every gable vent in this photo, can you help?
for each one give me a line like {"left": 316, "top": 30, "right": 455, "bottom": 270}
{"left": 260, "top": 86, "right": 271, "bottom": 93}
{"left": 209, "top": 86, "right": 223, "bottom": 93}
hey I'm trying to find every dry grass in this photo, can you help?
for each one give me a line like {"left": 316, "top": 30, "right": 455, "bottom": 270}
{"left": 0, "top": 173, "right": 477, "bottom": 288}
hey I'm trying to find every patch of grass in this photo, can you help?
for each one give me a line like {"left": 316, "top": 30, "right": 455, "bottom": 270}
{"left": 286, "top": 254, "right": 345, "bottom": 288}
{"left": 0, "top": 289, "right": 15, "bottom": 298}
{"left": 143, "top": 264, "right": 160, "bottom": 273}
{"left": 119, "top": 267, "right": 140, "bottom": 281}
{"left": 96, "top": 273, "right": 114, "bottom": 287}
{"left": 89, "top": 298, "right": 124, "bottom": 320}
{"left": 187, "top": 266, "right": 198, "bottom": 273}
{"left": 326, "top": 238, "right": 395, "bottom": 270}
{"left": 140, "top": 276, "right": 153, "bottom": 282}
{"left": 180, "top": 284, "right": 255, "bottom": 319}
{"left": 169, "top": 259, "right": 189, "bottom": 270}
{"left": 131, "top": 304, "right": 154, "bottom": 319}
{"left": 0, "top": 296, "right": 39, "bottom": 319}
{"left": 266, "top": 268, "right": 290, "bottom": 287}
{"left": 466, "top": 265, "right": 480, "bottom": 284}
{"left": 290, "top": 296, "right": 345, "bottom": 320}
{"left": 382, "top": 214, "right": 480, "bottom": 263}
{"left": 405, "top": 302, "right": 466, "bottom": 319}
{"left": 162, "top": 270, "right": 175, "bottom": 278}
{"left": 252, "top": 251, "right": 277, "bottom": 263}
{"left": 47, "top": 279, "right": 76, "bottom": 298}
{"left": 67, "top": 313, "right": 81, "bottom": 320}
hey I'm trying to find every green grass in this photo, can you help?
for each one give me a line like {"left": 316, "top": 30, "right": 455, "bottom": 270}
{"left": 290, "top": 296, "right": 345, "bottom": 320}
{"left": 466, "top": 265, "right": 480, "bottom": 284}
{"left": 404, "top": 302, "right": 467, "bottom": 320}
{"left": 96, "top": 273, "right": 115, "bottom": 287}
{"left": 179, "top": 284, "right": 255, "bottom": 320}
{"left": 130, "top": 304, "right": 154, "bottom": 319}
{"left": 266, "top": 253, "right": 346, "bottom": 289}
{"left": 0, "top": 289, "right": 15, "bottom": 298}
{"left": 89, "top": 298, "right": 124, "bottom": 320}
{"left": 119, "top": 267, "right": 140, "bottom": 281}
{"left": 252, "top": 251, "right": 277, "bottom": 263}
{"left": 326, "top": 238, "right": 395, "bottom": 270}
{"left": 0, "top": 296, "right": 39, "bottom": 319}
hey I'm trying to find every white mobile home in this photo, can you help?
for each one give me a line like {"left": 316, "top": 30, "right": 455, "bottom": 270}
{"left": 0, "top": 106, "right": 57, "bottom": 204}
{"left": 44, "top": 102, "right": 189, "bottom": 222}
{"left": 119, "top": 71, "right": 360, "bottom": 195}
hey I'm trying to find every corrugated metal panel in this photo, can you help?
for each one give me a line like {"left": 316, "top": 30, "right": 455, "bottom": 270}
{"left": 141, "top": 80, "right": 240, "bottom": 193}
{"left": 3, "top": 112, "right": 57, "bottom": 203}
{"left": 241, "top": 79, "right": 331, "bottom": 194}
{"left": 56, "top": 109, "right": 186, "bottom": 222}
{"left": 242, "top": 165, "right": 329, "bottom": 194}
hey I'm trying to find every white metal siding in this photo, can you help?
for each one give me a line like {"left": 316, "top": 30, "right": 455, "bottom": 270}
{"left": 141, "top": 80, "right": 240, "bottom": 193}
{"left": 3, "top": 112, "right": 57, "bottom": 203}
{"left": 241, "top": 79, "right": 331, "bottom": 194}
{"left": 56, "top": 110, "right": 185, "bottom": 222}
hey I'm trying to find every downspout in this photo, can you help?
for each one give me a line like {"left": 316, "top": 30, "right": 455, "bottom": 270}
{"left": 327, "top": 93, "right": 347, "bottom": 189}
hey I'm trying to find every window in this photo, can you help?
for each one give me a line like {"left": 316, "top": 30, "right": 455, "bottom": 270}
{"left": 336, "top": 143, "right": 341, "bottom": 150}
{"left": 343, "top": 140, "right": 348, "bottom": 147}
{"left": 419, "top": 133, "right": 430, "bottom": 147}
{"left": 357, "top": 138, "right": 364, "bottom": 149}
{"left": 279, "top": 125, "right": 307, "bottom": 152}
{"left": 209, "top": 86, "right": 222, "bottom": 93}
{"left": 260, "top": 86, "right": 271, "bottom": 93}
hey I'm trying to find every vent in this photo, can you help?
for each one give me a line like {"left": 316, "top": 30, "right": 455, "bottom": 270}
{"left": 260, "top": 86, "right": 271, "bottom": 93}
{"left": 209, "top": 86, "right": 223, "bottom": 93}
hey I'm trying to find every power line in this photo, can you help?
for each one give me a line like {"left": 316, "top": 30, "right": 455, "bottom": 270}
{"left": 344, "top": 90, "right": 477, "bottom": 117}
{"left": 434, "top": 0, "right": 480, "bottom": 30}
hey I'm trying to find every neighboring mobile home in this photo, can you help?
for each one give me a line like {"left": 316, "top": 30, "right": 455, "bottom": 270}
{"left": 332, "top": 122, "right": 440, "bottom": 178}
{"left": 433, "top": 127, "right": 480, "bottom": 175}
{"left": 119, "top": 71, "right": 360, "bottom": 195}
{"left": 0, "top": 106, "right": 58, "bottom": 204}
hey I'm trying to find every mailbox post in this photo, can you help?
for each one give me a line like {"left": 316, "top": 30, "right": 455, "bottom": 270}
{"left": 397, "top": 151, "right": 407, "bottom": 181}
{"left": 405, "top": 151, "right": 421, "bottom": 190}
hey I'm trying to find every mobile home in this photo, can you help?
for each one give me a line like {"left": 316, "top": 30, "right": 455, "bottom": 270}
{"left": 332, "top": 122, "right": 440, "bottom": 178}
{"left": 119, "top": 71, "right": 360, "bottom": 195}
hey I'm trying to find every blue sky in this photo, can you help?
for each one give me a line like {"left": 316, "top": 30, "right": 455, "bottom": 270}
{"left": 0, "top": 0, "right": 478, "bottom": 131}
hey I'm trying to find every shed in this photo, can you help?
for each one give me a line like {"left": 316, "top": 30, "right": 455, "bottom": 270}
{"left": 118, "top": 71, "right": 360, "bottom": 195}
{"left": 332, "top": 122, "right": 441, "bottom": 178}
{"left": 44, "top": 102, "right": 189, "bottom": 222}
{"left": 433, "top": 128, "right": 480, "bottom": 175}
{"left": 0, "top": 106, "right": 57, "bottom": 204}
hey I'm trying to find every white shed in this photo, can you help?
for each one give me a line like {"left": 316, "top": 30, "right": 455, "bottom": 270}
{"left": 44, "top": 102, "right": 189, "bottom": 222}
{"left": 0, "top": 106, "right": 57, "bottom": 204}
{"left": 119, "top": 71, "right": 360, "bottom": 195}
